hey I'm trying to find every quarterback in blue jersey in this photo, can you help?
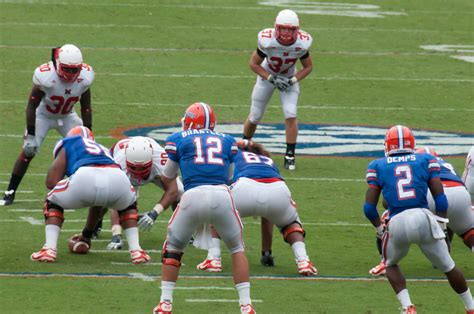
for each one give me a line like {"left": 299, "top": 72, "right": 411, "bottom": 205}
{"left": 153, "top": 103, "right": 255, "bottom": 314}
{"left": 31, "top": 126, "right": 150, "bottom": 264}
{"left": 197, "top": 140, "right": 317, "bottom": 276}
{"left": 363, "top": 125, "right": 473, "bottom": 313}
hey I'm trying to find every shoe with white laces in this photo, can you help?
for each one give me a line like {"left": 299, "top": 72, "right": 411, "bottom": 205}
{"left": 369, "top": 260, "right": 386, "bottom": 276}
{"left": 297, "top": 258, "right": 318, "bottom": 276}
{"left": 130, "top": 249, "right": 150, "bottom": 264}
{"left": 153, "top": 301, "right": 172, "bottom": 314}
{"left": 31, "top": 247, "right": 57, "bottom": 262}
{"left": 240, "top": 303, "right": 256, "bottom": 314}
{"left": 0, "top": 189, "right": 15, "bottom": 206}
{"left": 400, "top": 305, "right": 416, "bottom": 314}
{"left": 284, "top": 155, "right": 296, "bottom": 171}
{"left": 196, "top": 258, "right": 222, "bottom": 272}
{"left": 106, "top": 235, "right": 123, "bottom": 250}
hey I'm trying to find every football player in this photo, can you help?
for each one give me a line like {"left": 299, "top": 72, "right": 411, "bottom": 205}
{"left": 242, "top": 9, "right": 313, "bottom": 171}
{"left": 463, "top": 146, "right": 474, "bottom": 206}
{"left": 369, "top": 146, "right": 473, "bottom": 276}
{"left": 30, "top": 126, "right": 150, "bottom": 264}
{"left": 105, "top": 136, "right": 184, "bottom": 250}
{"left": 152, "top": 102, "right": 255, "bottom": 314}
{"left": 363, "top": 125, "right": 473, "bottom": 313}
{"left": 196, "top": 140, "right": 317, "bottom": 276}
{"left": 1, "top": 44, "right": 94, "bottom": 206}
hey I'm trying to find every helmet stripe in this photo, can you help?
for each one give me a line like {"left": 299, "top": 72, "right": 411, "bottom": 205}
{"left": 200, "top": 102, "right": 211, "bottom": 129}
{"left": 81, "top": 126, "right": 88, "bottom": 138}
{"left": 397, "top": 125, "right": 404, "bottom": 150}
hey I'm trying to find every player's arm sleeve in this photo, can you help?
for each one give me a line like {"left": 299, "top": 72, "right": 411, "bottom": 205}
{"left": 164, "top": 137, "right": 179, "bottom": 162}
{"left": 256, "top": 47, "right": 267, "bottom": 58}
{"left": 162, "top": 159, "right": 179, "bottom": 179}
{"left": 365, "top": 162, "right": 381, "bottom": 189}
{"left": 80, "top": 89, "right": 92, "bottom": 130}
{"left": 427, "top": 157, "right": 441, "bottom": 181}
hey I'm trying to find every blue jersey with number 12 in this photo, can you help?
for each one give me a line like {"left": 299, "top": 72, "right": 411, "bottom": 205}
{"left": 366, "top": 153, "right": 441, "bottom": 217}
{"left": 53, "top": 136, "right": 116, "bottom": 177}
{"left": 233, "top": 150, "right": 283, "bottom": 182}
{"left": 165, "top": 129, "right": 237, "bottom": 191}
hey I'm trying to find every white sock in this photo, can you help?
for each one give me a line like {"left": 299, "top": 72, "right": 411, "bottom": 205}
{"left": 44, "top": 224, "right": 61, "bottom": 249}
{"left": 124, "top": 227, "right": 140, "bottom": 251}
{"left": 111, "top": 224, "right": 122, "bottom": 237}
{"left": 160, "top": 281, "right": 176, "bottom": 302}
{"left": 235, "top": 282, "right": 251, "bottom": 306}
{"left": 207, "top": 237, "right": 221, "bottom": 259}
{"left": 291, "top": 241, "right": 308, "bottom": 261}
{"left": 397, "top": 289, "right": 413, "bottom": 308}
{"left": 458, "top": 288, "right": 474, "bottom": 310}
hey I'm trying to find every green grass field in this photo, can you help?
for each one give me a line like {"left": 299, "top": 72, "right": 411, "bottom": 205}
{"left": 0, "top": 0, "right": 473, "bottom": 313}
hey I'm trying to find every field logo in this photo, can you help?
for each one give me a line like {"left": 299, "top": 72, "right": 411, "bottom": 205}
{"left": 122, "top": 123, "right": 473, "bottom": 158}
{"left": 420, "top": 45, "right": 474, "bottom": 63}
{"left": 259, "top": 1, "right": 406, "bottom": 18}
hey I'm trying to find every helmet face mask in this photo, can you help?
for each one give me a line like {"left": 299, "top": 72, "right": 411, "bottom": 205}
{"left": 56, "top": 44, "right": 83, "bottom": 82}
{"left": 182, "top": 102, "right": 216, "bottom": 131}
{"left": 66, "top": 126, "right": 94, "bottom": 140}
{"left": 125, "top": 137, "right": 153, "bottom": 180}
{"left": 384, "top": 125, "right": 415, "bottom": 157}
{"left": 275, "top": 9, "right": 299, "bottom": 46}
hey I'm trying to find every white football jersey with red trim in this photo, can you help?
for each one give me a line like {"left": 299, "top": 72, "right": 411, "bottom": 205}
{"left": 257, "top": 28, "right": 313, "bottom": 78}
{"left": 33, "top": 61, "right": 94, "bottom": 118}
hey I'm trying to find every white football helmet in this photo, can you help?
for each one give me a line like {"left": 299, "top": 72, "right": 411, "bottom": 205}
{"left": 125, "top": 137, "right": 153, "bottom": 179}
{"left": 55, "top": 44, "right": 83, "bottom": 82}
{"left": 275, "top": 9, "right": 299, "bottom": 46}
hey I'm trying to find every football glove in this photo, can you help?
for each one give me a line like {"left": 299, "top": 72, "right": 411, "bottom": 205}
{"left": 23, "top": 134, "right": 38, "bottom": 158}
{"left": 138, "top": 210, "right": 159, "bottom": 231}
{"left": 273, "top": 76, "right": 291, "bottom": 91}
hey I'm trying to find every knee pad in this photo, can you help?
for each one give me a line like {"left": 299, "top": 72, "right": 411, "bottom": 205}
{"left": 281, "top": 221, "right": 305, "bottom": 243}
{"left": 162, "top": 250, "right": 183, "bottom": 268}
{"left": 118, "top": 202, "right": 139, "bottom": 223}
{"left": 43, "top": 200, "right": 64, "bottom": 222}
{"left": 462, "top": 228, "right": 474, "bottom": 243}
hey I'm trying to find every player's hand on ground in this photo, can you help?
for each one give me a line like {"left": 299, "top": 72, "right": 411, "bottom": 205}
{"left": 138, "top": 210, "right": 159, "bottom": 231}
{"left": 23, "top": 135, "right": 38, "bottom": 158}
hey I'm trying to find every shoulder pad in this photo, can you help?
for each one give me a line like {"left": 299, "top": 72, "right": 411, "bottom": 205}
{"left": 257, "top": 28, "right": 275, "bottom": 50}
{"left": 78, "top": 63, "right": 95, "bottom": 86}
{"left": 297, "top": 30, "right": 313, "bottom": 50}
{"left": 33, "top": 62, "right": 56, "bottom": 88}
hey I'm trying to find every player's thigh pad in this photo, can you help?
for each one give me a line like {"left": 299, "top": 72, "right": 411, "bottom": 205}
{"left": 57, "top": 112, "right": 83, "bottom": 137}
{"left": 249, "top": 78, "right": 275, "bottom": 124}
{"left": 279, "top": 83, "right": 300, "bottom": 119}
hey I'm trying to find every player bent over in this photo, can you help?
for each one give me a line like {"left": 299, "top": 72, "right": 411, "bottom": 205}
{"left": 104, "top": 136, "right": 183, "bottom": 250}
{"left": 363, "top": 125, "right": 473, "bottom": 314}
{"left": 196, "top": 140, "right": 317, "bottom": 276}
{"left": 30, "top": 126, "right": 149, "bottom": 264}
{"left": 153, "top": 103, "right": 255, "bottom": 314}
{"left": 2, "top": 44, "right": 94, "bottom": 206}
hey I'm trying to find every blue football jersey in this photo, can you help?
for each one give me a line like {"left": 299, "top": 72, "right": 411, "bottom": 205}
{"left": 53, "top": 136, "right": 116, "bottom": 177}
{"left": 366, "top": 153, "right": 441, "bottom": 217}
{"left": 233, "top": 150, "right": 283, "bottom": 182}
{"left": 437, "top": 157, "right": 464, "bottom": 184}
{"left": 165, "top": 129, "right": 237, "bottom": 190}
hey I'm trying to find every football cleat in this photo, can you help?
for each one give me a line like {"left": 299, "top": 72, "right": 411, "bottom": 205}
{"left": 196, "top": 258, "right": 222, "bottom": 272}
{"left": 297, "top": 258, "right": 318, "bottom": 276}
{"left": 240, "top": 304, "right": 256, "bottom": 314}
{"left": 369, "top": 260, "right": 386, "bottom": 276}
{"left": 1, "top": 189, "right": 15, "bottom": 206}
{"left": 400, "top": 305, "right": 416, "bottom": 314}
{"left": 466, "top": 309, "right": 474, "bottom": 314}
{"left": 153, "top": 301, "right": 172, "bottom": 314}
{"left": 260, "top": 252, "right": 275, "bottom": 267}
{"left": 130, "top": 249, "right": 150, "bottom": 264}
{"left": 284, "top": 155, "right": 296, "bottom": 171}
{"left": 31, "top": 247, "right": 57, "bottom": 262}
{"left": 106, "top": 235, "right": 123, "bottom": 250}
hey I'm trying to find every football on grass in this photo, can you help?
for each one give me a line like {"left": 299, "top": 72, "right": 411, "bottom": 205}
{"left": 68, "top": 235, "right": 90, "bottom": 254}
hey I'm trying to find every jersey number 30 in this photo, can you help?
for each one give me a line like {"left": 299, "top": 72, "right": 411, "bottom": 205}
{"left": 395, "top": 165, "right": 416, "bottom": 200}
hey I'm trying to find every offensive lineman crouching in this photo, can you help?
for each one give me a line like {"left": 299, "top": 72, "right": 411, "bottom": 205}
{"left": 30, "top": 126, "right": 150, "bottom": 264}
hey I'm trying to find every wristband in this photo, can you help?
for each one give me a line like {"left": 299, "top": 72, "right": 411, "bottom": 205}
{"left": 363, "top": 202, "right": 379, "bottom": 221}
{"left": 434, "top": 193, "right": 448, "bottom": 213}
{"left": 289, "top": 76, "right": 298, "bottom": 85}
{"left": 153, "top": 203, "right": 165, "bottom": 215}
{"left": 267, "top": 74, "right": 273, "bottom": 81}
{"left": 27, "top": 125, "right": 35, "bottom": 136}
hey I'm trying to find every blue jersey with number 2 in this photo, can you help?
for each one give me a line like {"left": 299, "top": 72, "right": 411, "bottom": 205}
{"left": 366, "top": 153, "right": 441, "bottom": 217}
{"left": 165, "top": 129, "right": 237, "bottom": 191}
{"left": 53, "top": 136, "right": 116, "bottom": 177}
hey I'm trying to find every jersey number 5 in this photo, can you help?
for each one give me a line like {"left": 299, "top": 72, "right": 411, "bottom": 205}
{"left": 193, "top": 137, "right": 224, "bottom": 165}
{"left": 395, "top": 165, "right": 416, "bottom": 200}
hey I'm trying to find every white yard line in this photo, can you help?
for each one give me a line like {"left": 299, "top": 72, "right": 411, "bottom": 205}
{"left": 90, "top": 249, "right": 161, "bottom": 253}
{"left": 185, "top": 299, "right": 264, "bottom": 303}
{"left": 19, "top": 216, "right": 43, "bottom": 225}
{"left": 128, "top": 272, "right": 155, "bottom": 282}
{"left": 8, "top": 209, "right": 75, "bottom": 212}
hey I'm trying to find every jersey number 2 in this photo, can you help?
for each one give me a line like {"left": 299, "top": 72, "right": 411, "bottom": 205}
{"left": 395, "top": 165, "right": 416, "bottom": 200}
